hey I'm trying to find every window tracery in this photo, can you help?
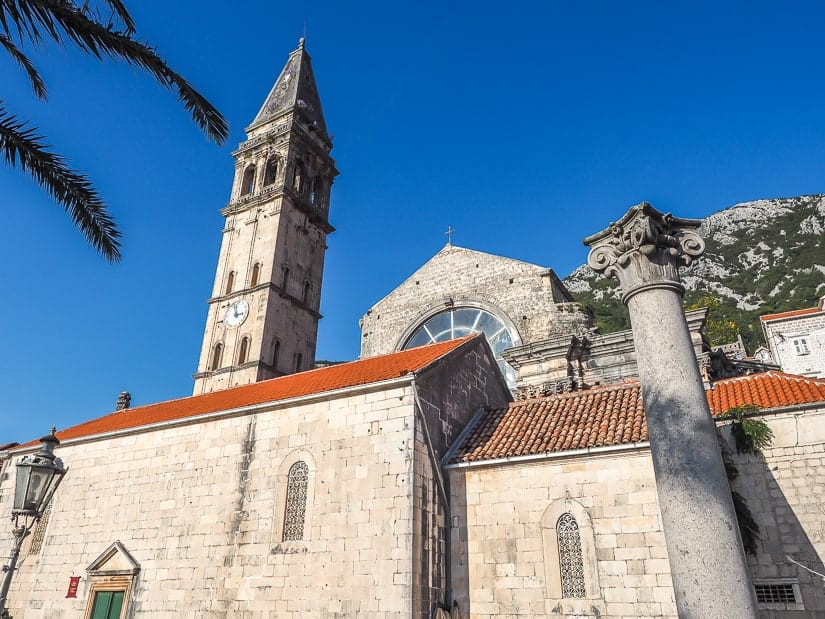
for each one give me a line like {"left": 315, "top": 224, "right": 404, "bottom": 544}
{"left": 283, "top": 461, "right": 309, "bottom": 541}
{"left": 557, "top": 513, "right": 586, "bottom": 598}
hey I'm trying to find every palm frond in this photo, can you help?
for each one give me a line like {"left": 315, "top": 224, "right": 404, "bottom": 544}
{"left": 2, "top": 0, "right": 228, "bottom": 143}
{"left": 0, "top": 102, "right": 121, "bottom": 261}
{"left": 0, "top": 32, "right": 46, "bottom": 98}
{"left": 99, "top": 0, "right": 134, "bottom": 34}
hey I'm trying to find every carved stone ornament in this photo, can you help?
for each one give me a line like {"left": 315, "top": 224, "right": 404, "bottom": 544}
{"left": 583, "top": 202, "right": 705, "bottom": 304}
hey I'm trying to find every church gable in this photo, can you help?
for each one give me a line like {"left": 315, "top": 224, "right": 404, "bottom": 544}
{"left": 360, "top": 244, "right": 581, "bottom": 364}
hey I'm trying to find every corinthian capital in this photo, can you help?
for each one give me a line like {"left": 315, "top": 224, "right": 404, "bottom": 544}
{"left": 583, "top": 202, "right": 705, "bottom": 304}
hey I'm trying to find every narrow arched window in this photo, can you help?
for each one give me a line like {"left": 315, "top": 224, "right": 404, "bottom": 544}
{"left": 293, "top": 160, "right": 305, "bottom": 194}
{"left": 210, "top": 343, "right": 224, "bottom": 371}
{"left": 310, "top": 176, "right": 322, "bottom": 205}
{"left": 282, "top": 267, "right": 290, "bottom": 291}
{"left": 238, "top": 337, "right": 249, "bottom": 364}
{"left": 557, "top": 513, "right": 586, "bottom": 598}
{"left": 272, "top": 339, "right": 280, "bottom": 369}
{"left": 263, "top": 156, "right": 279, "bottom": 186}
{"left": 295, "top": 353, "right": 303, "bottom": 372}
{"left": 283, "top": 461, "right": 309, "bottom": 541}
{"left": 250, "top": 263, "right": 261, "bottom": 287}
{"left": 225, "top": 271, "right": 235, "bottom": 294}
{"left": 241, "top": 165, "right": 256, "bottom": 196}
{"left": 302, "top": 281, "right": 310, "bottom": 305}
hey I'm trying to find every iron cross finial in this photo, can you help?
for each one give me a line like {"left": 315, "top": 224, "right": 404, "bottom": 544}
{"left": 444, "top": 225, "right": 455, "bottom": 245}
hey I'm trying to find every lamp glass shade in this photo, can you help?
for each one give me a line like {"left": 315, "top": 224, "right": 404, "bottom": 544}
{"left": 13, "top": 459, "right": 60, "bottom": 515}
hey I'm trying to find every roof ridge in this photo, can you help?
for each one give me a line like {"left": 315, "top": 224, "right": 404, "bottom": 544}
{"left": 712, "top": 370, "right": 825, "bottom": 386}
{"left": 510, "top": 381, "right": 641, "bottom": 405}
{"left": 20, "top": 337, "right": 477, "bottom": 449}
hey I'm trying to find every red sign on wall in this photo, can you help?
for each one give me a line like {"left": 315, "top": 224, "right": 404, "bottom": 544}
{"left": 66, "top": 576, "right": 80, "bottom": 598}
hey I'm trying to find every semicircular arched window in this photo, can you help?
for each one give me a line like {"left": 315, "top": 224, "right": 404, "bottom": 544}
{"left": 402, "top": 307, "right": 517, "bottom": 387}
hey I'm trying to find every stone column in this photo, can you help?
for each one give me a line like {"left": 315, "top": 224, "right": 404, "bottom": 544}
{"left": 584, "top": 203, "right": 758, "bottom": 618}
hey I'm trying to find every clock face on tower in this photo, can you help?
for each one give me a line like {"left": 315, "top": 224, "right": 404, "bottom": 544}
{"left": 224, "top": 299, "right": 249, "bottom": 328}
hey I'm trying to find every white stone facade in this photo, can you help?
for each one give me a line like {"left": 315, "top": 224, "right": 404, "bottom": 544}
{"left": 761, "top": 299, "right": 825, "bottom": 378}
{"left": 442, "top": 405, "right": 825, "bottom": 618}
{"left": 446, "top": 449, "right": 678, "bottom": 618}
{"left": 0, "top": 338, "right": 510, "bottom": 618}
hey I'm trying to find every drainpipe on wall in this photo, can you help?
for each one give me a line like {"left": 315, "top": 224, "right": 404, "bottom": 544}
{"left": 411, "top": 378, "right": 452, "bottom": 610}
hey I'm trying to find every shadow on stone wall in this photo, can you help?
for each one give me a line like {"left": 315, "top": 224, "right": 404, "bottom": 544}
{"left": 726, "top": 430, "right": 825, "bottom": 619}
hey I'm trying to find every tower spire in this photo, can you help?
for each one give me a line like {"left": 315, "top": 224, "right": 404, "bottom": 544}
{"left": 250, "top": 39, "right": 327, "bottom": 138}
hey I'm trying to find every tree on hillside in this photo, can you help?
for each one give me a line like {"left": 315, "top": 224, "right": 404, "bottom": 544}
{"left": 685, "top": 294, "right": 741, "bottom": 347}
{"left": 0, "top": 0, "right": 229, "bottom": 261}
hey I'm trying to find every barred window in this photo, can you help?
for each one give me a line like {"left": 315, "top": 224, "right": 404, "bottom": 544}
{"left": 28, "top": 500, "right": 53, "bottom": 555}
{"left": 557, "top": 513, "right": 586, "bottom": 598}
{"left": 283, "top": 461, "right": 309, "bottom": 541}
{"left": 755, "top": 583, "right": 797, "bottom": 604}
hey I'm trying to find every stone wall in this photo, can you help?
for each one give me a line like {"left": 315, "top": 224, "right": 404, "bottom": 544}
{"left": 413, "top": 337, "right": 512, "bottom": 616}
{"left": 446, "top": 448, "right": 678, "bottom": 618}
{"left": 1, "top": 384, "right": 421, "bottom": 617}
{"left": 728, "top": 406, "right": 825, "bottom": 617}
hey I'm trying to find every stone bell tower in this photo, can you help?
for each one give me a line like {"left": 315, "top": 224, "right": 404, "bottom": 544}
{"left": 193, "top": 39, "right": 337, "bottom": 394}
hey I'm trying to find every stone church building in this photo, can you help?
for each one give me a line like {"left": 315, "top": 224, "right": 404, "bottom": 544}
{"left": 2, "top": 40, "right": 825, "bottom": 618}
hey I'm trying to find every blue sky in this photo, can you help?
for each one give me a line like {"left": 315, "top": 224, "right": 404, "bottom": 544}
{"left": 3, "top": 1, "right": 825, "bottom": 442}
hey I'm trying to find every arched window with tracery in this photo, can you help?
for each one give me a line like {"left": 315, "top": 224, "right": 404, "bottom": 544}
{"left": 263, "top": 156, "right": 279, "bottom": 186}
{"left": 241, "top": 165, "right": 256, "bottom": 196}
{"left": 283, "top": 461, "right": 309, "bottom": 541}
{"left": 225, "top": 271, "right": 235, "bottom": 295}
{"left": 210, "top": 343, "right": 223, "bottom": 371}
{"left": 557, "top": 513, "right": 586, "bottom": 598}
{"left": 238, "top": 337, "right": 249, "bottom": 365}
{"left": 250, "top": 263, "right": 261, "bottom": 287}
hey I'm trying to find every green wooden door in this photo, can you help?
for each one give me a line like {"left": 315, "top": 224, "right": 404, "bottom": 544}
{"left": 90, "top": 590, "right": 124, "bottom": 619}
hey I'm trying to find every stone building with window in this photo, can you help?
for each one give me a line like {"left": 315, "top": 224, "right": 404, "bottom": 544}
{"left": 2, "top": 39, "right": 825, "bottom": 618}
{"left": 761, "top": 296, "right": 825, "bottom": 378}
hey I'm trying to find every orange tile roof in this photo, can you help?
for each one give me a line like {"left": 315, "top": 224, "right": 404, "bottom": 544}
{"left": 450, "top": 372, "right": 825, "bottom": 464}
{"left": 706, "top": 371, "right": 825, "bottom": 415}
{"left": 760, "top": 307, "right": 821, "bottom": 321}
{"left": 450, "top": 382, "right": 647, "bottom": 463}
{"left": 23, "top": 337, "right": 475, "bottom": 448}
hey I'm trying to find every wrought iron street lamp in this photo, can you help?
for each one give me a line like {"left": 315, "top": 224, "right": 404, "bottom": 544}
{"left": 0, "top": 429, "right": 67, "bottom": 614}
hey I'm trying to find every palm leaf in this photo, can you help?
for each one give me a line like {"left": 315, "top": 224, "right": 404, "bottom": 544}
{"left": 1, "top": 0, "right": 228, "bottom": 144}
{"left": 0, "top": 102, "right": 121, "bottom": 261}
{"left": 0, "top": 32, "right": 46, "bottom": 98}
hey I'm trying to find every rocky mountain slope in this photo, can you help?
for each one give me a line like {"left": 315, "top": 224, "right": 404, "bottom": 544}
{"left": 565, "top": 195, "right": 825, "bottom": 351}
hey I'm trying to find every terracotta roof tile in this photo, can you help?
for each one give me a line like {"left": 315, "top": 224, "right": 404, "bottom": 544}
{"left": 450, "top": 372, "right": 825, "bottom": 464}
{"left": 760, "top": 307, "right": 821, "bottom": 321}
{"left": 707, "top": 371, "right": 825, "bottom": 415}
{"left": 451, "top": 382, "right": 647, "bottom": 463}
{"left": 24, "top": 337, "right": 475, "bottom": 448}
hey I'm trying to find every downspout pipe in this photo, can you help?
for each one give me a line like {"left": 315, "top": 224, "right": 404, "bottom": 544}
{"left": 411, "top": 377, "right": 452, "bottom": 609}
